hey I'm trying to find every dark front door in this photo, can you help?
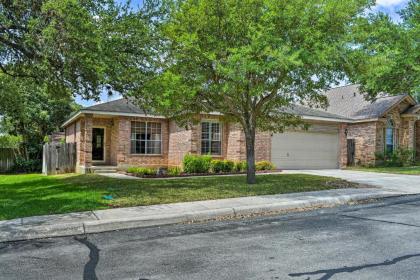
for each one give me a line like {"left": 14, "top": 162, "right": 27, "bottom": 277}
{"left": 347, "top": 139, "right": 355, "bottom": 166}
{"left": 92, "top": 128, "right": 105, "bottom": 161}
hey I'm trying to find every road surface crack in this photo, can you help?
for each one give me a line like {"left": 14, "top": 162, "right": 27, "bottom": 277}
{"left": 340, "top": 214, "right": 420, "bottom": 228}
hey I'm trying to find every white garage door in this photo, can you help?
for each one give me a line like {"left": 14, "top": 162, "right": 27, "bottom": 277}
{"left": 271, "top": 130, "right": 340, "bottom": 169}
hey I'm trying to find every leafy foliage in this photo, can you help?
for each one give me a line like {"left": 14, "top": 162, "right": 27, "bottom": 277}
{"left": 0, "top": 0, "right": 118, "bottom": 98}
{"left": 234, "top": 161, "right": 248, "bottom": 172}
{"left": 375, "top": 148, "right": 416, "bottom": 167}
{"left": 183, "top": 154, "right": 212, "bottom": 173}
{"left": 255, "top": 161, "right": 276, "bottom": 171}
{"left": 0, "top": 135, "right": 22, "bottom": 149}
{"left": 10, "top": 157, "right": 42, "bottom": 173}
{"left": 0, "top": 74, "right": 80, "bottom": 162}
{"left": 126, "top": 167, "right": 157, "bottom": 176}
{"left": 167, "top": 166, "right": 182, "bottom": 176}
{"left": 347, "top": 0, "right": 419, "bottom": 101}
{"left": 211, "top": 159, "right": 234, "bottom": 173}
{"left": 122, "top": 0, "right": 374, "bottom": 183}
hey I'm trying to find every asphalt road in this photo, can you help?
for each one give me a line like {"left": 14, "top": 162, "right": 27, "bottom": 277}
{"left": 2, "top": 195, "right": 420, "bottom": 280}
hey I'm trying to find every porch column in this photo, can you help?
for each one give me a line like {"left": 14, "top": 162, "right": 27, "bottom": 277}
{"left": 339, "top": 124, "right": 348, "bottom": 168}
{"left": 416, "top": 120, "right": 420, "bottom": 161}
{"left": 81, "top": 114, "right": 93, "bottom": 173}
{"left": 408, "top": 119, "right": 416, "bottom": 150}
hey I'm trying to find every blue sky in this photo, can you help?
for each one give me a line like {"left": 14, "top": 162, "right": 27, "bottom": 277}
{"left": 76, "top": 0, "right": 410, "bottom": 107}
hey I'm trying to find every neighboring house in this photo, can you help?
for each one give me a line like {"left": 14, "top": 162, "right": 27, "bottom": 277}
{"left": 62, "top": 84, "right": 420, "bottom": 173}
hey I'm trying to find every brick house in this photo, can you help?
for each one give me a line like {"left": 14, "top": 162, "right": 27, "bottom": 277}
{"left": 62, "top": 85, "right": 420, "bottom": 173}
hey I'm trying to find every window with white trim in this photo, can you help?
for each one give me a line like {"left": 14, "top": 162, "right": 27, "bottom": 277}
{"left": 131, "top": 121, "right": 162, "bottom": 154}
{"left": 201, "top": 121, "right": 222, "bottom": 155}
{"left": 385, "top": 119, "right": 396, "bottom": 154}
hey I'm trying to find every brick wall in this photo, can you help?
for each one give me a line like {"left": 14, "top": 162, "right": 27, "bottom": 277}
{"left": 66, "top": 114, "right": 272, "bottom": 172}
{"left": 167, "top": 120, "right": 192, "bottom": 166}
{"left": 116, "top": 116, "right": 169, "bottom": 169}
{"left": 255, "top": 131, "right": 271, "bottom": 162}
{"left": 417, "top": 121, "right": 420, "bottom": 161}
{"left": 65, "top": 123, "right": 76, "bottom": 143}
{"left": 339, "top": 124, "right": 348, "bottom": 168}
{"left": 226, "top": 123, "right": 246, "bottom": 161}
{"left": 346, "top": 122, "right": 377, "bottom": 166}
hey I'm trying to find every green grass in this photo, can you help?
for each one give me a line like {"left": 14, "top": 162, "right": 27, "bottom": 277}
{"left": 348, "top": 166, "right": 420, "bottom": 175}
{"left": 0, "top": 173, "right": 357, "bottom": 220}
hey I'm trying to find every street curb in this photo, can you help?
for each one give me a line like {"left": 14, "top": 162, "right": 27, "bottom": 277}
{"left": 0, "top": 192, "right": 400, "bottom": 243}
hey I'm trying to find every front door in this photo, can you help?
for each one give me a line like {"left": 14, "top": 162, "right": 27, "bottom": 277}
{"left": 92, "top": 128, "right": 105, "bottom": 161}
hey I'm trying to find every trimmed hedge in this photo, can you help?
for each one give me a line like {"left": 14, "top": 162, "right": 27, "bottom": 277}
{"left": 183, "top": 154, "right": 212, "bottom": 173}
{"left": 127, "top": 167, "right": 157, "bottom": 176}
{"left": 211, "top": 159, "right": 234, "bottom": 173}
{"left": 256, "top": 160, "right": 276, "bottom": 171}
{"left": 168, "top": 166, "right": 182, "bottom": 176}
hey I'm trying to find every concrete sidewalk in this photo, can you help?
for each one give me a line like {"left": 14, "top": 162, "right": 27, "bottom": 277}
{"left": 0, "top": 187, "right": 401, "bottom": 243}
{"left": 284, "top": 169, "right": 420, "bottom": 194}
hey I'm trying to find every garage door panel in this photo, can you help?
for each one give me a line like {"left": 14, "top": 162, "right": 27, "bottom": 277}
{"left": 271, "top": 131, "right": 339, "bottom": 169}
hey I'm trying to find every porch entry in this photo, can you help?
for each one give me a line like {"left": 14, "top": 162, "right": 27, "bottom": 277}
{"left": 92, "top": 128, "right": 105, "bottom": 161}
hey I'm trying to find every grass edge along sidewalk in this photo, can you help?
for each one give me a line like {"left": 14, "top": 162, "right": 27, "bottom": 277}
{"left": 1, "top": 173, "right": 364, "bottom": 221}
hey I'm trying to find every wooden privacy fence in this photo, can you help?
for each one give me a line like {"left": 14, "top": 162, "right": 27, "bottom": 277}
{"left": 42, "top": 143, "right": 76, "bottom": 175}
{"left": 0, "top": 148, "right": 16, "bottom": 172}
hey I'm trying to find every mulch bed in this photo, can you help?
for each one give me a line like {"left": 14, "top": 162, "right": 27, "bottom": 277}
{"left": 120, "top": 169, "right": 282, "bottom": 179}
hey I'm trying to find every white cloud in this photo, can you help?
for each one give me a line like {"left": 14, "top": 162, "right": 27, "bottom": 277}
{"left": 376, "top": 0, "right": 407, "bottom": 7}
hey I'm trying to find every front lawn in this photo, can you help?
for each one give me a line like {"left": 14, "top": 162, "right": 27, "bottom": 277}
{"left": 0, "top": 173, "right": 358, "bottom": 220}
{"left": 348, "top": 166, "right": 420, "bottom": 175}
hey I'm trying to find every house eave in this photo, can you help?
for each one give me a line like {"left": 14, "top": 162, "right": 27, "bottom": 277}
{"left": 301, "top": 115, "right": 352, "bottom": 123}
{"left": 61, "top": 110, "right": 167, "bottom": 128}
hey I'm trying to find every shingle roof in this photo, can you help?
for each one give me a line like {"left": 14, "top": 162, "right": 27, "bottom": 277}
{"left": 404, "top": 104, "right": 420, "bottom": 115}
{"left": 70, "top": 85, "right": 417, "bottom": 124}
{"left": 81, "top": 98, "right": 155, "bottom": 115}
{"left": 283, "top": 104, "right": 351, "bottom": 120}
{"left": 322, "top": 84, "right": 413, "bottom": 120}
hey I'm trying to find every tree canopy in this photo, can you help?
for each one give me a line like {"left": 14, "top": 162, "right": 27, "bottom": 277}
{"left": 347, "top": 0, "right": 419, "bottom": 100}
{"left": 0, "top": 0, "right": 117, "bottom": 99}
{"left": 121, "top": 0, "right": 375, "bottom": 183}
{"left": 0, "top": 74, "right": 80, "bottom": 161}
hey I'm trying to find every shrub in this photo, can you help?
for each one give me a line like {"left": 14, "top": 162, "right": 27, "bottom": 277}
{"left": 376, "top": 148, "right": 415, "bottom": 167}
{"left": 234, "top": 161, "right": 247, "bottom": 172}
{"left": 10, "top": 157, "right": 41, "bottom": 173}
{"left": 256, "top": 160, "right": 275, "bottom": 171}
{"left": 183, "top": 154, "right": 212, "bottom": 173}
{"left": 211, "top": 159, "right": 224, "bottom": 173}
{"left": 222, "top": 160, "right": 234, "bottom": 172}
{"left": 168, "top": 166, "right": 182, "bottom": 176}
{"left": 127, "top": 167, "right": 157, "bottom": 176}
{"left": 211, "top": 159, "right": 235, "bottom": 173}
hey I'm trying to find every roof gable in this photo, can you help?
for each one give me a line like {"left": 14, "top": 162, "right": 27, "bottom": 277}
{"left": 322, "top": 84, "right": 416, "bottom": 120}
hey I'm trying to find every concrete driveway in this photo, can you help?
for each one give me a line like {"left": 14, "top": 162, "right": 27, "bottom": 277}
{"left": 284, "top": 169, "right": 420, "bottom": 194}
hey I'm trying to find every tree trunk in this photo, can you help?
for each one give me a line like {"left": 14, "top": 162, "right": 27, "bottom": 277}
{"left": 244, "top": 125, "right": 256, "bottom": 184}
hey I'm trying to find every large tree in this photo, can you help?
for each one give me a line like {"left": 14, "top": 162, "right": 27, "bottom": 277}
{"left": 0, "top": 0, "right": 117, "bottom": 99}
{"left": 0, "top": 74, "right": 80, "bottom": 161}
{"left": 121, "top": 0, "right": 374, "bottom": 184}
{"left": 347, "top": 0, "right": 419, "bottom": 101}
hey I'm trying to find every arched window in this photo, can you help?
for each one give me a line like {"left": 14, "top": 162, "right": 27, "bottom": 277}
{"left": 385, "top": 119, "right": 395, "bottom": 154}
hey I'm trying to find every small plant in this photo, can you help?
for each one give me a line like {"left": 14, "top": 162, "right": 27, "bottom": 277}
{"left": 10, "top": 157, "right": 41, "bottom": 173}
{"left": 234, "top": 161, "right": 247, "bottom": 172}
{"left": 256, "top": 160, "right": 275, "bottom": 171}
{"left": 127, "top": 167, "right": 157, "bottom": 176}
{"left": 211, "top": 159, "right": 235, "bottom": 173}
{"left": 376, "top": 148, "right": 415, "bottom": 167}
{"left": 183, "top": 154, "right": 212, "bottom": 173}
{"left": 211, "top": 159, "right": 224, "bottom": 173}
{"left": 222, "top": 160, "right": 234, "bottom": 172}
{"left": 168, "top": 166, "right": 182, "bottom": 176}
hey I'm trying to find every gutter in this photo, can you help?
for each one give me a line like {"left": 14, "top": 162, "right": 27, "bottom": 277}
{"left": 61, "top": 110, "right": 166, "bottom": 128}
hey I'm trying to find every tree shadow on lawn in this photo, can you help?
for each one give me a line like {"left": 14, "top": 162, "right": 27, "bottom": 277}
{"left": 0, "top": 173, "right": 345, "bottom": 220}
